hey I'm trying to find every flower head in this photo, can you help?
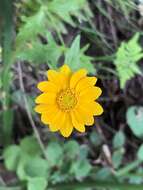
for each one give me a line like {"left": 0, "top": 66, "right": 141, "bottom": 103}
{"left": 35, "top": 65, "right": 103, "bottom": 137}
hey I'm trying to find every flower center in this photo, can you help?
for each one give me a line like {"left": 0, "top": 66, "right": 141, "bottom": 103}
{"left": 57, "top": 88, "right": 77, "bottom": 111}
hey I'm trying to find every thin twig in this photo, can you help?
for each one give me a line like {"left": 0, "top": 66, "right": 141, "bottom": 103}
{"left": 17, "top": 62, "right": 48, "bottom": 159}
{"left": 0, "top": 176, "right": 6, "bottom": 186}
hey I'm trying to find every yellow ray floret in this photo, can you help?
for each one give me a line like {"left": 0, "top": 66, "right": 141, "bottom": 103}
{"left": 35, "top": 64, "right": 103, "bottom": 137}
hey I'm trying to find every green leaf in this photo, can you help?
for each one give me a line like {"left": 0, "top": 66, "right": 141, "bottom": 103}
{"left": 17, "top": 156, "right": 49, "bottom": 180}
{"left": 70, "top": 160, "right": 91, "bottom": 179}
{"left": 65, "top": 36, "right": 96, "bottom": 74}
{"left": 24, "top": 157, "right": 48, "bottom": 178}
{"left": 16, "top": 153, "right": 32, "bottom": 180}
{"left": 16, "top": 0, "right": 92, "bottom": 44}
{"left": 16, "top": 33, "right": 62, "bottom": 68}
{"left": 137, "top": 144, "right": 143, "bottom": 161}
{"left": 16, "top": 7, "right": 45, "bottom": 47}
{"left": 3, "top": 145, "right": 21, "bottom": 171}
{"left": 126, "top": 106, "right": 143, "bottom": 138}
{"left": 79, "top": 145, "right": 89, "bottom": 160}
{"left": 46, "top": 0, "right": 92, "bottom": 34}
{"left": 112, "top": 149, "right": 124, "bottom": 169}
{"left": 90, "top": 131, "right": 103, "bottom": 147}
{"left": 46, "top": 142, "right": 63, "bottom": 166}
{"left": 129, "top": 168, "right": 143, "bottom": 184}
{"left": 28, "top": 177, "right": 47, "bottom": 190}
{"left": 79, "top": 45, "right": 95, "bottom": 74}
{"left": 20, "top": 136, "right": 42, "bottom": 156}
{"left": 114, "top": 33, "right": 143, "bottom": 89}
{"left": 95, "top": 167, "right": 112, "bottom": 180}
{"left": 65, "top": 35, "right": 80, "bottom": 69}
{"left": 113, "top": 130, "right": 125, "bottom": 149}
{"left": 64, "top": 140, "right": 80, "bottom": 159}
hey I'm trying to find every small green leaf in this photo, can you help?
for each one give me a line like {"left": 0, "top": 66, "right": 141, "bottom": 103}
{"left": 79, "top": 145, "right": 89, "bottom": 160}
{"left": 79, "top": 45, "right": 96, "bottom": 74}
{"left": 25, "top": 157, "right": 48, "bottom": 178}
{"left": 70, "top": 160, "right": 91, "bottom": 179}
{"left": 65, "top": 35, "right": 80, "bottom": 69}
{"left": 137, "top": 144, "right": 143, "bottom": 161}
{"left": 28, "top": 177, "right": 47, "bottom": 190}
{"left": 64, "top": 140, "right": 80, "bottom": 159}
{"left": 16, "top": 7, "right": 45, "bottom": 47}
{"left": 113, "top": 131, "right": 125, "bottom": 149}
{"left": 3, "top": 145, "right": 21, "bottom": 171}
{"left": 95, "top": 167, "right": 112, "bottom": 180}
{"left": 46, "top": 142, "right": 63, "bottom": 166}
{"left": 114, "top": 33, "right": 143, "bottom": 89}
{"left": 16, "top": 153, "right": 32, "bottom": 180}
{"left": 126, "top": 106, "right": 143, "bottom": 138}
{"left": 20, "top": 136, "right": 42, "bottom": 156}
{"left": 17, "top": 156, "right": 49, "bottom": 180}
{"left": 112, "top": 149, "right": 124, "bottom": 169}
{"left": 65, "top": 36, "right": 96, "bottom": 74}
{"left": 90, "top": 131, "right": 103, "bottom": 147}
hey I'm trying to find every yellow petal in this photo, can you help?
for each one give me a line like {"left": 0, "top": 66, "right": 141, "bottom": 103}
{"left": 85, "top": 117, "right": 94, "bottom": 125}
{"left": 41, "top": 112, "right": 54, "bottom": 125}
{"left": 70, "top": 69, "right": 87, "bottom": 89}
{"left": 60, "top": 65, "right": 71, "bottom": 89}
{"left": 41, "top": 105, "right": 59, "bottom": 124}
{"left": 74, "top": 108, "right": 94, "bottom": 126}
{"left": 60, "top": 114, "right": 73, "bottom": 137}
{"left": 60, "top": 64, "right": 71, "bottom": 76}
{"left": 79, "top": 87, "right": 102, "bottom": 101}
{"left": 76, "top": 77, "right": 97, "bottom": 93}
{"left": 34, "top": 105, "right": 49, "bottom": 113}
{"left": 37, "top": 81, "right": 58, "bottom": 92}
{"left": 49, "top": 111, "right": 65, "bottom": 132}
{"left": 92, "top": 102, "right": 103, "bottom": 115}
{"left": 47, "top": 70, "right": 63, "bottom": 86}
{"left": 47, "top": 69, "right": 69, "bottom": 89}
{"left": 79, "top": 101, "right": 103, "bottom": 116}
{"left": 47, "top": 70, "right": 58, "bottom": 81}
{"left": 71, "top": 111, "right": 85, "bottom": 132}
{"left": 35, "top": 93, "right": 56, "bottom": 104}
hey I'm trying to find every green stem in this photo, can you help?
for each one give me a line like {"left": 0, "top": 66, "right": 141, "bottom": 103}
{"left": 115, "top": 160, "right": 142, "bottom": 177}
{"left": 48, "top": 179, "right": 143, "bottom": 190}
{"left": 0, "top": 187, "right": 21, "bottom": 190}
{"left": 0, "top": 0, "right": 14, "bottom": 145}
{"left": 96, "top": 65, "right": 118, "bottom": 76}
{"left": 94, "top": 54, "right": 115, "bottom": 62}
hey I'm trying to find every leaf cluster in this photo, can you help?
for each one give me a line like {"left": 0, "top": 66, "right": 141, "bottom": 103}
{"left": 3, "top": 136, "right": 91, "bottom": 190}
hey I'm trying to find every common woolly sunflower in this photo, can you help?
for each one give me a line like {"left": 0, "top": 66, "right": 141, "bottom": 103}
{"left": 35, "top": 65, "right": 103, "bottom": 137}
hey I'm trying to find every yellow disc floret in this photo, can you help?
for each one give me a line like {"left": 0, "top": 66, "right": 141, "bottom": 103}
{"left": 57, "top": 88, "right": 77, "bottom": 111}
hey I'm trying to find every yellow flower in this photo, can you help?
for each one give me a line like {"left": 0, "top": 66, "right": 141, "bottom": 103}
{"left": 35, "top": 65, "right": 103, "bottom": 137}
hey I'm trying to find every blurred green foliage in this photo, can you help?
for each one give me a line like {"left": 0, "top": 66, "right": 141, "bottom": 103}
{"left": 3, "top": 136, "right": 91, "bottom": 190}
{"left": 126, "top": 106, "right": 143, "bottom": 138}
